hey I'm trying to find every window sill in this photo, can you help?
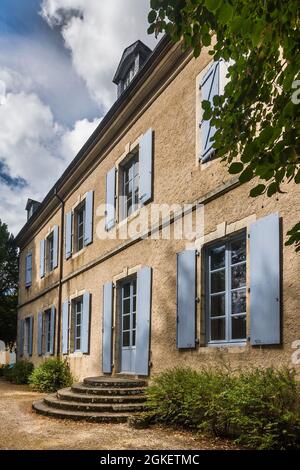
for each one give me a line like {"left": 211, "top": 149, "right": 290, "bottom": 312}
{"left": 206, "top": 341, "right": 247, "bottom": 348}
{"left": 71, "top": 247, "right": 86, "bottom": 259}
{"left": 69, "top": 351, "right": 84, "bottom": 358}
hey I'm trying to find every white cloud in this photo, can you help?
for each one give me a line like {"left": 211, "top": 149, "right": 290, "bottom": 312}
{"left": 40, "top": 0, "right": 158, "bottom": 110}
{"left": 0, "top": 75, "right": 101, "bottom": 235}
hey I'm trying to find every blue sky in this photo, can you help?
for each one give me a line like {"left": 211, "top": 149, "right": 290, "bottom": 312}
{"left": 0, "top": 0, "right": 157, "bottom": 235}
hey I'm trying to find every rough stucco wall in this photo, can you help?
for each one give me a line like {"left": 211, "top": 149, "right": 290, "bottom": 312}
{"left": 17, "top": 46, "right": 300, "bottom": 380}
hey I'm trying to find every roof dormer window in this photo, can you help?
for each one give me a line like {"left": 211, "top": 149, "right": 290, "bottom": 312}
{"left": 113, "top": 40, "right": 152, "bottom": 99}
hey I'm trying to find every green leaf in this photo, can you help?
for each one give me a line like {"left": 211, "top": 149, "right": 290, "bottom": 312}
{"left": 148, "top": 10, "right": 157, "bottom": 24}
{"left": 205, "top": 0, "right": 222, "bottom": 13}
{"left": 267, "top": 182, "right": 279, "bottom": 197}
{"left": 250, "top": 184, "right": 266, "bottom": 197}
{"left": 218, "top": 2, "right": 234, "bottom": 24}
{"left": 239, "top": 166, "right": 254, "bottom": 183}
{"left": 295, "top": 170, "right": 300, "bottom": 184}
{"left": 229, "top": 162, "right": 244, "bottom": 174}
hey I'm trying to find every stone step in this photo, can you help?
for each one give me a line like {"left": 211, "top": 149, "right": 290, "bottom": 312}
{"left": 71, "top": 383, "right": 146, "bottom": 396}
{"left": 44, "top": 395, "right": 145, "bottom": 413}
{"left": 58, "top": 388, "right": 146, "bottom": 404}
{"left": 33, "top": 400, "right": 134, "bottom": 423}
{"left": 83, "top": 376, "right": 147, "bottom": 388}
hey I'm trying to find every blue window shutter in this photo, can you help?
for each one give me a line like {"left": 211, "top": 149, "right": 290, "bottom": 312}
{"left": 50, "top": 306, "right": 56, "bottom": 355}
{"left": 200, "top": 61, "right": 219, "bottom": 162}
{"left": 25, "top": 253, "right": 32, "bottom": 287}
{"left": 102, "top": 282, "right": 113, "bottom": 373}
{"left": 139, "top": 128, "right": 153, "bottom": 204}
{"left": 250, "top": 213, "right": 281, "bottom": 345}
{"left": 28, "top": 316, "right": 33, "bottom": 356}
{"left": 53, "top": 225, "right": 59, "bottom": 269}
{"left": 176, "top": 250, "right": 197, "bottom": 349}
{"left": 19, "top": 319, "right": 24, "bottom": 356}
{"left": 40, "top": 239, "right": 45, "bottom": 278}
{"left": 136, "top": 267, "right": 152, "bottom": 375}
{"left": 62, "top": 300, "right": 69, "bottom": 354}
{"left": 84, "top": 191, "right": 94, "bottom": 246}
{"left": 65, "top": 211, "right": 73, "bottom": 259}
{"left": 105, "top": 168, "right": 116, "bottom": 231}
{"left": 81, "top": 292, "right": 91, "bottom": 353}
{"left": 38, "top": 312, "right": 43, "bottom": 356}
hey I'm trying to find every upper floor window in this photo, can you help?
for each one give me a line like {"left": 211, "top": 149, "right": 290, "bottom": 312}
{"left": 46, "top": 232, "right": 54, "bottom": 272}
{"left": 199, "top": 60, "right": 230, "bottom": 163}
{"left": 74, "top": 202, "right": 86, "bottom": 252}
{"left": 25, "top": 251, "right": 32, "bottom": 288}
{"left": 65, "top": 191, "right": 94, "bottom": 260}
{"left": 206, "top": 233, "right": 247, "bottom": 344}
{"left": 121, "top": 152, "right": 139, "bottom": 219}
{"left": 40, "top": 225, "right": 59, "bottom": 278}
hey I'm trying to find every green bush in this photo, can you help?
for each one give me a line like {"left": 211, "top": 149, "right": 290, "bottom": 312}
{"left": 146, "top": 367, "right": 300, "bottom": 450}
{"left": 28, "top": 358, "right": 73, "bottom": 393}
{"left": 4, "top": 360, "right": 34, "bottom": 384}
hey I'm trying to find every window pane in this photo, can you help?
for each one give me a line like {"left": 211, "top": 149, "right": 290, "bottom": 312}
{"left": 76, "top": 338, "right": 81, "bottom": 350}
{"left": 231, "top": 315, "right": 246, "bottom": 340}
{"left": 210, "top": 245, "right": 225, "bottom": 270}
{"left": 123, "top": 331, "right": 130, "bottom": 347}
{"left": 211, "top": 270, "right": 225, "bottom": 293}
{"left": 123, "top": 283, "right": 130, "bottom": 298}
{"left": 232, "top": 289, "right": 246, "bottom": 314}
{"left": 211, "top": 294, "right": 225, "bottom": 317}
{"left": 132, "top": 312, "right": 136, "bottom": 329}
{"left": 132, "top": 329, "right": 136, "bottom": 346}
{"left": 132, "top": 280, "right": 136, "bottom": 295}
{"left": 123, "top": 298, "right": 130, "bottom": 314}
{"left": 134, "top": 161, "right": 139, "bottom": 177}
{"left": 76, "top": 325, "right": 81, "bottom": 338}
{"left": 122, "top": 314, "right": 130, "bottom": 331}
{"left": 231, "top": 238, "right": 246, "bottom": 264}
{"left": 211, "top": 318, "right": 225, "bottom": 341}
{"left": 133, "top": 295, "right": 136, "bottom": 312}
{"left": 231, "top": 264, "right": 246, "bottom": 289}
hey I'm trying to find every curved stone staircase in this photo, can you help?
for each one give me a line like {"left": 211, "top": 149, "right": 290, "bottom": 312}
{"left": 33, "top": 376, "right": 147, "bottom": 423}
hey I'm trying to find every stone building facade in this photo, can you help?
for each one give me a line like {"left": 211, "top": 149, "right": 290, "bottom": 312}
{"left": 16, "top": 37, "right": 300, "bottom": 381}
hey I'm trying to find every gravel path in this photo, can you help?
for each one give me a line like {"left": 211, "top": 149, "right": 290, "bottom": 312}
{"left": 0, "top": 378, "right": 237, "bottom": 450}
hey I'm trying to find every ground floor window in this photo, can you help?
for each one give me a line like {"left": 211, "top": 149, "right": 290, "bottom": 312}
{"left": 206, "top": 232, "right": 247, "bottom": 343}
{"left": 24, "top": 317, "right": 31, "bottom": 355}
{"left": 43, "top": 309, "right": 52, "bottom": 354}
{"left": 121, "top": 277, "right": 137, "bottom": 348}
{"left": 72, "top": 296, "right": 83, "bottom": 352}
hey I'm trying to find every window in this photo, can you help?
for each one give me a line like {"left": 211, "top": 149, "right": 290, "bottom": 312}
{"left": 24, "top": 317, "right": 31, "bottom": 355}
{"left": 25, "top": 252, "right": 32, "bottom": 287}
{"left": 121, "top": 277, "right": 137, "bottom": 348}
{"left": 46, "top": 232, "right": 54, "bottom": 272}
{"left": 43, "top": 309, "right": 52, "bottom": 354}
{"left": 206, "top": 233, "right": 247, "bottom": 343}
{"left": 73, "top": 297, "right": 83, "bottom": 352}
{"left": 121, "top": 153, "right": 139, "bottom": 219}
{"left": 74, "top": 202, "right": 86, "bottom": 252}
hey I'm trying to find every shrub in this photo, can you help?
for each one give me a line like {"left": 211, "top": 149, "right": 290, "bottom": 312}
{"left": 29, "top": 358, "right": 73, "bottom": 393}
{"left": 146, "top": 367, "right": 300, "bottom": 450}
{"left": 4, "top": 360, "right": 34, "bottom": 384}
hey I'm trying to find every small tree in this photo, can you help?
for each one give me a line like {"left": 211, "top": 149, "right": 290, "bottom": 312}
{"left": 0, "top": 220, "right": 18, "bottom": 347}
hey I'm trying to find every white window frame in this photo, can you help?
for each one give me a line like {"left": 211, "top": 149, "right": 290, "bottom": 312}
{"left": 205, "top": 232, "right": 247, "bottom": 345}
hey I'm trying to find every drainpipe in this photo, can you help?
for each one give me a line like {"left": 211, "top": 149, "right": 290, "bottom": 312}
{"left": 54, "top": 188, "right": 64, "bottom": 357}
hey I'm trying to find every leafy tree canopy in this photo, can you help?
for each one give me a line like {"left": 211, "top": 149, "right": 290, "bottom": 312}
{"left": 148, "top": 0, "right": 300, "bottom": 250}
{"left": 0, "top": 220, "right": 18, "bottom": 346}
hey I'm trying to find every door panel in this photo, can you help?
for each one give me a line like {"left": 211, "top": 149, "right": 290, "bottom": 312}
{"left": 120, "top": 278, "right": 136, "bottom": 373}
